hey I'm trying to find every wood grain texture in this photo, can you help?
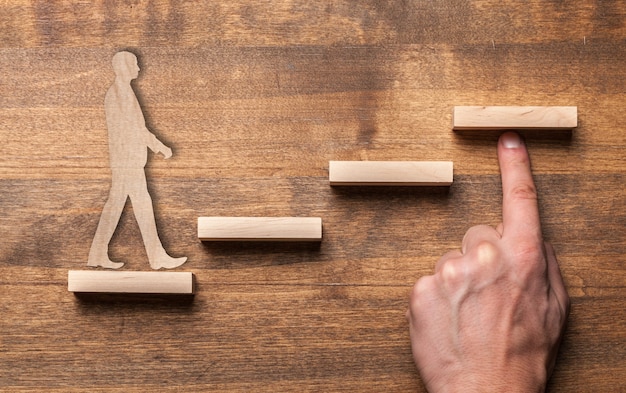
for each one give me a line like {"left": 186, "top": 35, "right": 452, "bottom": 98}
{"left": 1, "top": 1, "right": 625, "bottom": 392}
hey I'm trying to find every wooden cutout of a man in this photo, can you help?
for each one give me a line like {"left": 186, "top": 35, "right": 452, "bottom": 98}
{"left": 88, "top": 51, "right": 187, "bottom": 270}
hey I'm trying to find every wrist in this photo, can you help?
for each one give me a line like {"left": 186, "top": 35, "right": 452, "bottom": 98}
{"left": 428, "top": 365, "right": 546, "bottom": 393}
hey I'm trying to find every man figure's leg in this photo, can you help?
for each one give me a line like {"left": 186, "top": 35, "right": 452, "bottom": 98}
{"left": 87, "top": 174, "right": 127, "bottom": 269}
{"left": 129, "top": 170, "right": 187, "bottom": 270}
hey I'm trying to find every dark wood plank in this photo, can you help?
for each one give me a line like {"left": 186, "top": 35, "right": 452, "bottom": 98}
{"left": 1, "top": 1, "right": 625, "bottom": 392}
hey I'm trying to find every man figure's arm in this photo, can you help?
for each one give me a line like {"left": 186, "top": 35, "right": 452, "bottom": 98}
{"left": 407, "top": 132, "right": 570, "bottom": 392}
{"left": 144, "top": 129, "right": 172, "bottom": 159}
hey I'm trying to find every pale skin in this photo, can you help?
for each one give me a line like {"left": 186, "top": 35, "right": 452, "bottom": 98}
{"left": 407, "top": 132, "right": 570, "bottom": 392}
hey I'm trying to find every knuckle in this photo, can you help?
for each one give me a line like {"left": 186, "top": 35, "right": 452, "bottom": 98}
{"left": 508, "top": 182, "right": 538, "bottom": 202}
{"left": 515, "top": 241, "right": 544, "bottom": 265}
{"left": 511, "top": 242, "right": 547, "bottom": 280}
{"left": 411, "top": 275, "right": 435, "bottom": 300}
{"left": 474, "top": 240, "right": 499, "bottom": 267}
{"left": 409, "top": 276, "right": 435, "bottom": 316}
{"left": 441, "top": 263, "right": 459, "bottom": 283}
{"left": 437, "top": 261, "right": 468, "bottom": 290}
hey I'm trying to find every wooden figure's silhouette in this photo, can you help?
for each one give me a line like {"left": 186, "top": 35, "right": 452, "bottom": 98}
{"left": 87, "top": 51, "right": 187, "bottom": 270}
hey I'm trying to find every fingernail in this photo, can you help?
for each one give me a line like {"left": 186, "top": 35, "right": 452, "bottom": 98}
{"left": 501, "top": 132, "right": 521, "bottom": 148}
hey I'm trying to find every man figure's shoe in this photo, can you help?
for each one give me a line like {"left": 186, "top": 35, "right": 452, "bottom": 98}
{"left": 150, "top": 254, "right": 187, "bottom": 270}
{"left": 87, "top": 258, "right": 124, "bottom": 269}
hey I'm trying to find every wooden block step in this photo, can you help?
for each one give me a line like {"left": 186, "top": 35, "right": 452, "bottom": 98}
{"left": 453, "top": 106, "right": 577, "bottom": 130}
{"left": 68, "top": 270, "right": 194, "bottom": 294}
{"left": 198, "top": 217, "right": 323, "bottom": 241}
{"left": 329, "top": 161, "right": 453, "bottom": 186}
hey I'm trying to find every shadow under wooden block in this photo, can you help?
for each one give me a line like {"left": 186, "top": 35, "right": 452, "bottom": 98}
{"left": 198, "top": 217, "right": 323, "bottom": 242}
{"left": 453, "top": 128, "right": 574, "bottom": 143}
{"left": 73, "top": 292, "right": 196, "bottom": 305}
{"left": 453, "top": 106, "right": 577, "bottom": 131}
{"left": 329, "top": 161, "right": 453, "bottom": 186}
{"left": 330, "top": 184, "right": 452, "bottom": 199}
{"left": 68, "top": 270, "right": 195, "bottom": 295}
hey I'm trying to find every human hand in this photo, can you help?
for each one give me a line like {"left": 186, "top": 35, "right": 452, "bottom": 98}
{"left": 407, "top": 132, "right": 570, "bottom": 393}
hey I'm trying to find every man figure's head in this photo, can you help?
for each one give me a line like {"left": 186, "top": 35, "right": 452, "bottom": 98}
{"left": 112, "top": 51, "right": 140, "bottom": 81}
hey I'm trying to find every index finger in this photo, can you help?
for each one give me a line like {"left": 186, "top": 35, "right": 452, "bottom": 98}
{"left": 497, "top": 132, "right": 542, "bottom": 242}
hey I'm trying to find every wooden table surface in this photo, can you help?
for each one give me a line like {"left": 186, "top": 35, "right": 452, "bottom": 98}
{"left": 1, "top": 2, "right": 625, "bottom": 392}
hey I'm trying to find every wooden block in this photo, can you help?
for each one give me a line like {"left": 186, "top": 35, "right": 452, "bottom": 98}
{"left": 453, "top": 106, "right": 577, "bottom": 130}
{"left": 68, "top": 270, "right": 194, "bottom": 294}
{"left": 198, "top": 217, "right": 323, "bottom": 241}
{"left": 329, "top": 161, "right": 453, "bottom": 186}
